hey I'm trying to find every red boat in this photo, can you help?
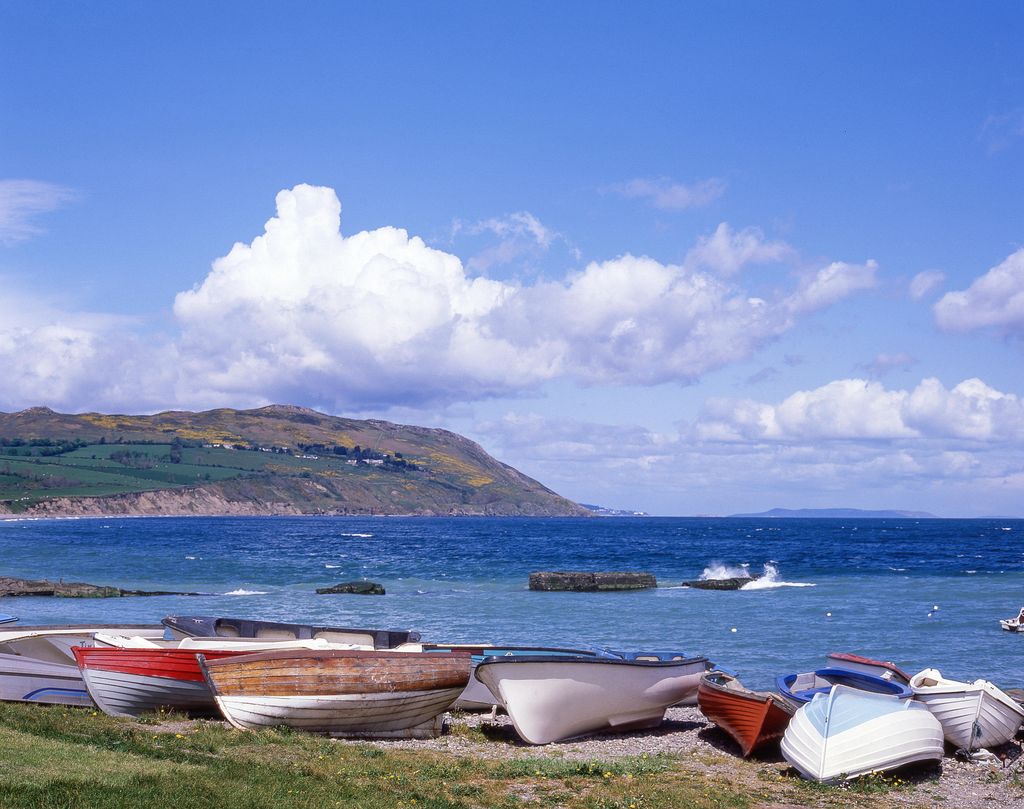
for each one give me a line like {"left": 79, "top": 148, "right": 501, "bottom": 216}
{"left": 825, "top": 652, "right": 911, "bottom": 685}
{"left": 72, "top": 646, "right": 252, "bottom": 717}
{"left": 697, "top": 670, "right": 795, "bottom": 757}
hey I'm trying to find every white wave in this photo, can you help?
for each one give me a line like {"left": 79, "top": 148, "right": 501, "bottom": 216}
{"left": 324, "top": 563, "right": 340, "bottom": 568}
{"left": 185, "top": 555, "right": 196, "bottom": 560}
{"left": 888, "top": 566, "right": 907, "bottom": 572}
{"left": 740, "top": 563, "right": 815, "bottom": 590}
{"left": 223, "top": 589, "right": 269, "bottom": 596}
{"left": 699, "top": 562, "right": 751, "bottom": 580}
{"left": 340, "top": 532, "right": 374, "bottom": 538}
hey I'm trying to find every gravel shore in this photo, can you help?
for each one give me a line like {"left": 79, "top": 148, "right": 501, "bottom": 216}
{"left": 336, "top": 706, "right": 1024, "bottom": 809}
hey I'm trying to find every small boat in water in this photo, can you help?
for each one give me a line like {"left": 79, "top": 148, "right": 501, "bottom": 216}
{"left": 909, "top": 668, "right": 1024, "bottom": 751}
{"left": 999, "top": 607, "right": 1024, "bottom": 632}
{"left": 697, "top": 670, "right": 795, "bottom": 757}
{"left": 0, "top": 624, "right": 164, "bottom": 706}
{"left": 73, "top": 635, "right": 375, "bottom": 717}
{"left": 474, "top": 653, "right": 710, "bottom": 744}
{"left": 781, "top": 684, "right": 943, "bottom": 782}
{"left": 162, "top": 615, "right": 419, "bottom": 648}
{"left": 776, "top": 667, "right": 912, "bottom": 710}
{"left": 826, "top": 652, "right": 911, "bottom": 685}
{"left": 199, "top": 648, "right": 471, "bottom": 738}
{"left": 0, "top": 614, "right": 17, "bottom": 625}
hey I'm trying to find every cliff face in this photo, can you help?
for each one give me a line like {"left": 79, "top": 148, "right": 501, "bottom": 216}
{"left": 0, "top": 405, "right": 588, "bottom": 518}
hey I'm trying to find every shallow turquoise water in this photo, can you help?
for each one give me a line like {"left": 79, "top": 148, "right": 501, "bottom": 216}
{"left": 1, "top": 516, "right": 1021, "bottom": 690}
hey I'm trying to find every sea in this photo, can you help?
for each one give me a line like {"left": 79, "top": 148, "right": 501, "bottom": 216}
{"left": 1, "top": 516, "right": 1022, "bottom": 690}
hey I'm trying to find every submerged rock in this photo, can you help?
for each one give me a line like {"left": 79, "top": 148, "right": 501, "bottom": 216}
{"left": 528, "top": 571, "right": 657, "bottom": 591}
{"left": 316, "top": 580, "right": 386, "bottom": 595}
{"left": 681, "top": 576, "right": 756, "bottom": 590}
{"left": 0, "top": 576, "right": 198, "bottom": 598}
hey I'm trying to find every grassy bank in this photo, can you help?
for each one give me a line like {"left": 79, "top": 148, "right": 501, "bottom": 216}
{"left": 0, "top": 702, "right": 950, "bottom": 809}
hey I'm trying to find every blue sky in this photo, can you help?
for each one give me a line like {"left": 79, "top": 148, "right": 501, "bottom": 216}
{"left": 2, "top": 2, "right": 1023, "bottom": 516}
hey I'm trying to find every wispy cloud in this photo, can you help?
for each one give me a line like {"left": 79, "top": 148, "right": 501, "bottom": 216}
{"left": 909, "top": 270, "right": 945, "bottom": 300}
{"left": 609, "top": 176, "right": 725, "bottom": 210}
{"left": 860, "top": 352, "right": 917, "bottom": 379}
{"left": 684, "top": 222, "right": 793, "bottom": 277}
{"left": 451, "top": 211, "right": 572, "bottom": 273}
{"left": 934, "top": 247, "right": 1024, "bottom": 335}
{"left": 980, "top": 108, "right": 1024, "bottom": 154}
{"left": 0, "top": 179, "right": 77, "bottom": 245}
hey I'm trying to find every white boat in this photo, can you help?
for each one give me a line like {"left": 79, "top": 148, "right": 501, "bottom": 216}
{"left": 909, "top": 668, "right": 1024, "bottom": 751}
{"left": 0, "top": 624, "right": 164, "bottom": 706}
{"left": 781, "top": 684, "right": 944, "bottom": 782}
{"left": 825, "top": 652, "right": 911, "bottom": 685}
{"left": 999, "top": 607, "right": 1024, "bottom": 632}
{"left": 473, "top": 654, "right": 709, "bottom": 744}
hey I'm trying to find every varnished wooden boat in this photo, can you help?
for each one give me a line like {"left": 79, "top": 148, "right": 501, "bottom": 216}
{"left": 697, "top": 670, "right": 795, "bottom": 757}
{"left": 199, "top": 649, "right": 472, "bottom": 738}
{"left": 162, "top": 615, "right": 420, "bottom": 648}
{"left": 73, "top": 635, "right": 379, "bottom": 717}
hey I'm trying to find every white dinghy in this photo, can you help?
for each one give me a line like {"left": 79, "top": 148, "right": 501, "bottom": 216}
{"left": 0, "top": 624, "right": 164, "bottom": 706}
{"left": 781, "top": 684, "right": 943, "bottom": 782}
{"left": 909, "top": 668, "right": 1024, "bottom": 751}
{"left": 474, "top": 654, "right": 709, "bottom": 745}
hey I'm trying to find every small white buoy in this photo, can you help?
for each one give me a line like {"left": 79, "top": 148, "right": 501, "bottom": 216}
{"left": 927, "top": 612, "right": 933, "bottom": 618}
{"left": 932, "top": 605, "right": 939, "bottom": 611}
{"left": 730, "top": 627, "right": 737, "bottom": 633}
{"left": 825, "top": 611, "right": 832, "bottom": 617}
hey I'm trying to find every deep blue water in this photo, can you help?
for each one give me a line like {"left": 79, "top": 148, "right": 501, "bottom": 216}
{"left": 1, "top": 516, "right": 1022, "bottom": 690}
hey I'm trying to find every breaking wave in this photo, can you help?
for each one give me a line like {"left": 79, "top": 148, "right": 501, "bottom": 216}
{"left": 699, "top": 563, "right": 751, "bottom": 580}
{"left": 223, "top": 588, "right": 268, "bottom": 596}
{"left": 741, "top": 563, "right": 815, "bottom": 589}
{"left": 340, "top": 532, "right": 374, "bottom": 538}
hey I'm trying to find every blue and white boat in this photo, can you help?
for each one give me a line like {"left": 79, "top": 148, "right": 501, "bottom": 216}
{"left": 776, "top": 667, "right": 913, "bottom": 710}
{"left": 781, "top": 684, "right": 944, "bottom": 782}
{"left": 0, "top": 614, "right": 17, "bottom": 625}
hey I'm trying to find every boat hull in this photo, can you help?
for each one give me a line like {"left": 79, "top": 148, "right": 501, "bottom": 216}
{"left": 0, "top": 625, "right": 164, "bottom": 706}
{"left": 910, "top": 668, "right": 1024, "bottom": 750}
{"left": 781, "top": 684, "right": 943, "bottom": 782}
{"left": 697, "top": 672, "right": 794, "bottom": 757}
{"left": 200, "top": 649, "right": 471, "bottom": 738}
{"left": 72, "top": 647, "right": 247, "bottom": 717}
{"left": 474, "top": 655, "right": 709, "bottom": 745}
{"left": 162, "top": 616, "right": 419, "bottom": 648}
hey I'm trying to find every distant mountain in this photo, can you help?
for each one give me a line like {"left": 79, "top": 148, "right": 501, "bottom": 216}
{"left": 727, "top": 507, "right": 938, "bottom": 519}
{"left": 0, "top": 405, "right": 587, "bottom": 518}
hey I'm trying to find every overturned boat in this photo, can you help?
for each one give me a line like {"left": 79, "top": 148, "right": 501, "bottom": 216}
{"left": 781, "top": 684, "right": 944, "bottom": 782}
{"left": 162, "top": 615, "right": 420, "bottom": 648}
{"left": 474, "top": 653, "right": 710, "bottom": 744}
{"left": 199, "top": 648, "right": 471, "bottom": 738}
{"left": 909, "top": 668, "right": 1024, "bottom": 751}
{"left": 697, "top": 670, "right": 795, "bottom": 757}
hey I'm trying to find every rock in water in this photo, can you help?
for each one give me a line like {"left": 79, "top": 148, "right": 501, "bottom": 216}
{"left": 528, "top": 571, "right": 657, "bottom": 591}
{"left": 316, "top": 580, "right": 386, "bottom": 595}
{"left": 0, "top": 576, "right": 198, "bottom": 598}
{"left": 681, "top": 577, "right": 756, "bottom": 590}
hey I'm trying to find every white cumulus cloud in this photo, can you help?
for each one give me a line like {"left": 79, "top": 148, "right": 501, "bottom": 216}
{"left": 934, "top": 248, "right": 1024, "bottom": 335}
{"left": 684, "top": 222, "right": 793, "bottom": 277}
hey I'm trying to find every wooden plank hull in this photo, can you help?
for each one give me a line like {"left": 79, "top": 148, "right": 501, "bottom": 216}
{"left": 200, "top": 649, "right": 471, "bottom": 738}
{"left": 474, "top": 655, "right": 709, "bottom": 745}
{"left": 697, "top": 672, "right": 794, "bottom": 757}
{"left": 72, "top": 647, "right": 248, "bottom": 717}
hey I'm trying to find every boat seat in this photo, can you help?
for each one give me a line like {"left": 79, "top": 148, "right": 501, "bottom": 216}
{"left": 795, "top": 687, "right": 833, "bottom": 699}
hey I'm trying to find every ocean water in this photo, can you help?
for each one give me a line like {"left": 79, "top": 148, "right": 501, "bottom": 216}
{"left": 1, "top": 516, "right": 1022, "bottom": 690}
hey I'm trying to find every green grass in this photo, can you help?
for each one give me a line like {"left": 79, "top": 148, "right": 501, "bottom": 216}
{"left": 0, "top": 703, "right": 759, "bottom": 809}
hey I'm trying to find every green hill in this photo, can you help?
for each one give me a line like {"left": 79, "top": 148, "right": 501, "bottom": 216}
{"left": 0, "top": 405, "right": 586, "bottom": 517}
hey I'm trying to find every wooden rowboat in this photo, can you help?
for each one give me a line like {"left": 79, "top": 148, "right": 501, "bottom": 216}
{"left": 910, "top": 668, "right": 1024, "bottom": 751}
{"left": 826, "top": 652, "right": 911, "bottom": 685}
{"left": 199, "top": 649, "right": 472, "bottom": 738}
{"left": 697, "top": 670, "right": 795, "bottom": 757}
